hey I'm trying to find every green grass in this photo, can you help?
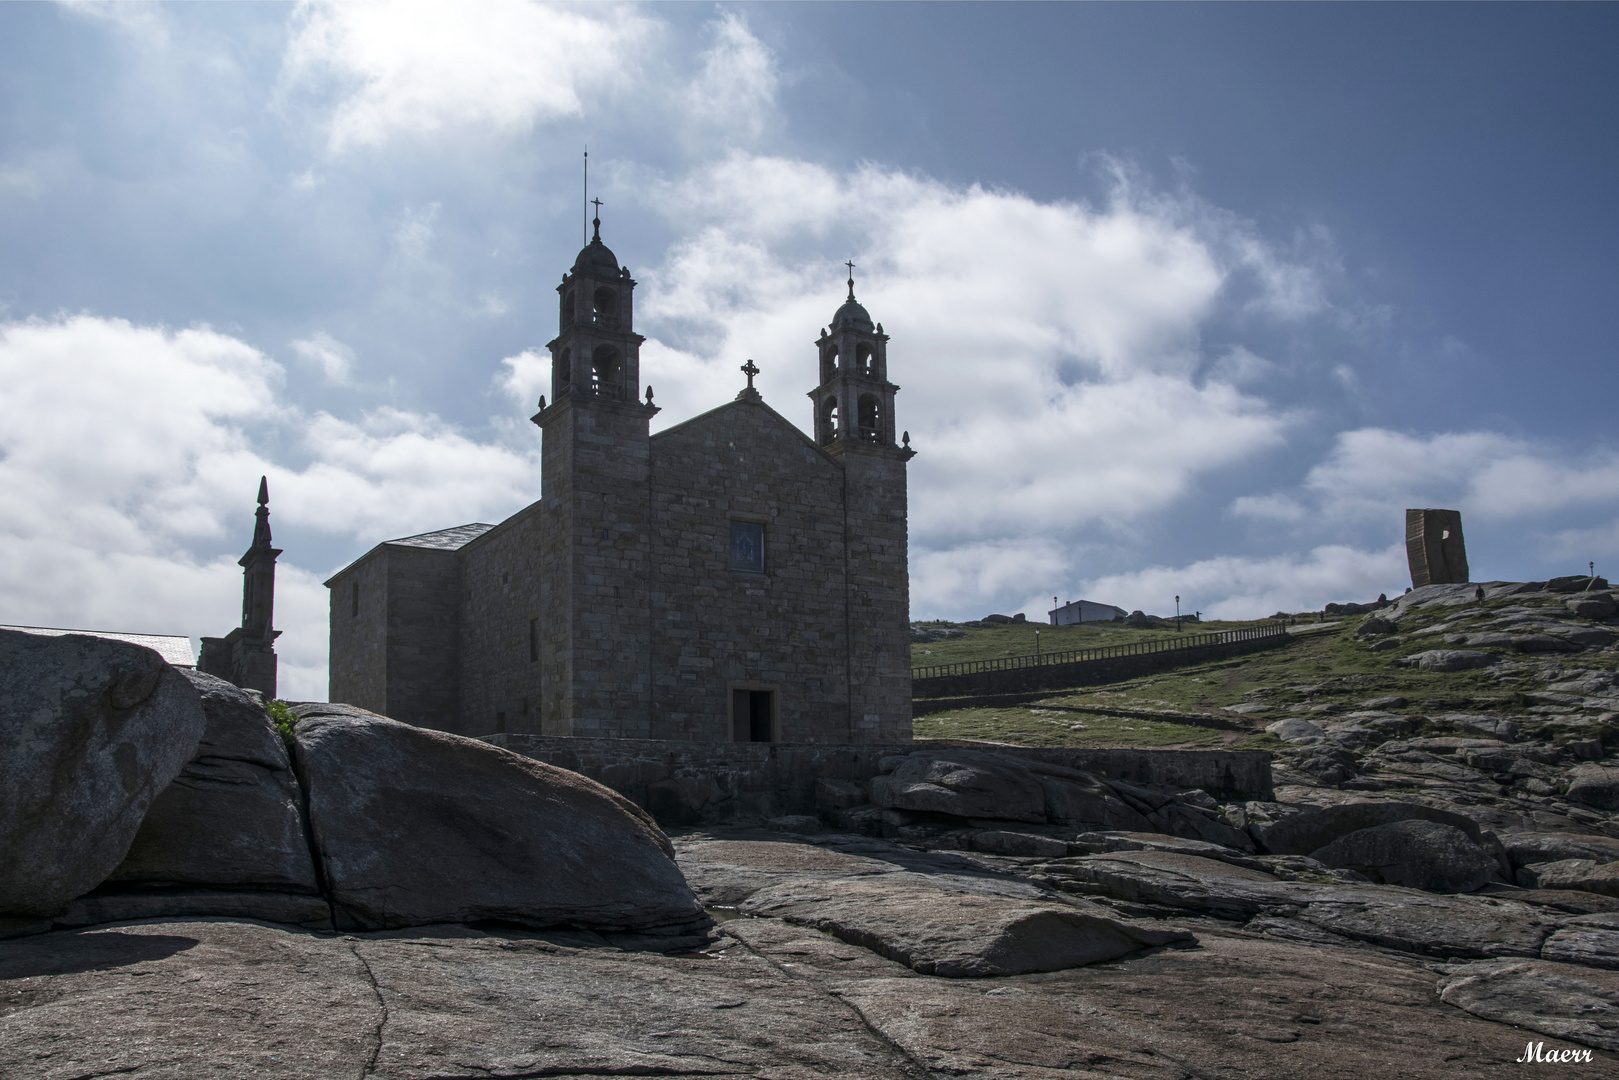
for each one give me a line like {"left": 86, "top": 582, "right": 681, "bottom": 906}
{"left": 266, "top": 699, "right": 297, "bottom": 749}
{"left": 914, "top": 705, "right": 1233, "bottom": 748}
{"left": 909, "top": 594, "right": 1619, "bottom": 749}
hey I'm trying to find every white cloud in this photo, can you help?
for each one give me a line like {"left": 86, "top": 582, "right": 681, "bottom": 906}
{"left": 393, "top": 202, "right": 439, "bottom": 262}
{"left": 679, "top": 12, "right": 778, "bottom": 144}
{"left": 1206, "top": 344, "right": 1276, "bottom": 386}
{"left": 912, "top": 539, "right": 1069, "bottom": 619}
{"left": 1079, "top": 543, "right": 1408, "bottom": 621}
{"left": 497, "top": 349, "right": 550, "bottom": 409}
{"left": 280, "top": 0, "right": 655, "bottom": 152}
{"left": 638, "top": 154, "right": 1310, "bottom": 556}
{"left": 1229, "top": 493, "right": 1308, "bottom": 523}
{"left": 0, "top": 315, "right": 544, "bottom": 701}
{"left": 291, "top": 330, "right": 356, "bottom": 385}
{"left": 1300, "top": 428, "right": 1619, "bottom": 525}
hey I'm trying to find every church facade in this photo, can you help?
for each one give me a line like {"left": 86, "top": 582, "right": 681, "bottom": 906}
{"left": 325, "top": 219, "right": 914, "bottom": 744}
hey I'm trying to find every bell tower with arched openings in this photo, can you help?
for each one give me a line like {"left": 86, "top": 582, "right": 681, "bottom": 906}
{"left": 809, "top": 262, "right": 900, "bottom": 451}
{"left": 807, "top": 264, "right": 916, "bottom": 741}
{"left": 530, "top": 207, "right": 659, "bottom": 736}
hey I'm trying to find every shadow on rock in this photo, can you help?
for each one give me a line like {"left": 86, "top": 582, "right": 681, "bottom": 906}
{"left": 0, "top": 929, "right": 199, "bottom": 979}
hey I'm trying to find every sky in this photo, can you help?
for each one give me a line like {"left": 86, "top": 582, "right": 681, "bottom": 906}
{"left": 1, "top": 2, "right": 1616, "bottom": 701}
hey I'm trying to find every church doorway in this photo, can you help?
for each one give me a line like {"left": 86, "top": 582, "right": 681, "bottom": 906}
{"left": 729, "top": 685, "right": 777, "bottom": 742}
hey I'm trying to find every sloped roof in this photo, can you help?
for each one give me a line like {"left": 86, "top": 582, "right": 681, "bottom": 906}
{"left": 384, "top": 523, "right": 495, "bottom": 551}
{"left": 0, "top": 624, "right": 196, "bottom": 667}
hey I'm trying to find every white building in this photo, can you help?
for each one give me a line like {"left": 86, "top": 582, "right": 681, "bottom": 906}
{"left": 1049, "top": 600, "right": 1127, "bottom": 626}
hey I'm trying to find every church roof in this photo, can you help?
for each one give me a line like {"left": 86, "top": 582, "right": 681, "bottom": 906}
{"left": 0, "top": 624, "right": 196, "bottom": 667}
{"left": 385, "top": 523, "right": 495, "bottom": 551}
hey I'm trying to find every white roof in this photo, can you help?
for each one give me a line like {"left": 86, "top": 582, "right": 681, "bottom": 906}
{"left": 0, "top": 625, "right": 196, "bottom": 667}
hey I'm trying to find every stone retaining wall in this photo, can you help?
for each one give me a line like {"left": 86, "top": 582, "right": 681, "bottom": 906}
{"left": 483, "top": 734, "right": 1273, "bottom": 824}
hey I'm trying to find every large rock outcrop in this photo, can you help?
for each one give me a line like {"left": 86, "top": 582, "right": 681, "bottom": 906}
{"left": 740, "top": 872, "right": 1192, "bottom": 977}
{"left": 290, "top": 704, "right": 704, "bottom": 932}
{"left": 106, "top": 671, "right": 317, "bottom": 893}
{"left": 1309, "top": 819, "right": 1499, "bottom": 893}
{"left": 872, "top": 752, "right": 1047, "bottom": 822}
{"left": 0, "top": 629, "right": 205, "bottom": 916}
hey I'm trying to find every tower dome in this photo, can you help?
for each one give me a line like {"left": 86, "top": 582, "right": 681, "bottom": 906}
{"left": 831, "top": 297, "right": 873, "bottom": 331}
{"left": 571, "top": 210, "right": 622, "bottom": 277}
{"left": 572, "top": 235, "right": 621, "bottom": 277}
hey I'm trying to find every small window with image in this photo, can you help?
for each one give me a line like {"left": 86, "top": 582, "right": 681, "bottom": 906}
{"left": 729, "top": 521, "right": 765, "bottom": 573}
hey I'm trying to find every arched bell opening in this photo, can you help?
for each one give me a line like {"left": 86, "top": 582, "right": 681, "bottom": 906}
{"left": 560, "top": 289, "right": 575, "bottom": 328}
{"left": 592, "top": 286, "right": 618, "bottom": 328}
{"left": 857, "top": 394, "right": 882, "bottom": 444}
{"left": 591, "top": 345, "right": 622, "bottom": 399}
{"left": 819, "top": 397, "right": 839, "bottom": 445}
{"left": 821, "top": 347, "right": 838, "bottom": 384}
{"left": 856, "top": 342, "right": 875, "bottom": 376}
{"left": 555, "top": 347, "right": 572, "bottom": 392}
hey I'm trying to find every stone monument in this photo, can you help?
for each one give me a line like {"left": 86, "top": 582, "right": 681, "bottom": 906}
{"left": 1405, "top": 507, "right": 1469, "bottom": 588}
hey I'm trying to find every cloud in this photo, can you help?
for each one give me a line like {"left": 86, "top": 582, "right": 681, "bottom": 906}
{"left": 679, "top": 12, "right": 778, "bottom": 145}
{"left": 1229, "top": 493, "right": 1308, "bottom": 523}
{"left": 635, "top": 154, "right": 1316, "bottom": 581}
{"left": 280, "top": 0, "right": 655, "bottom": 152}
{"left": 291, "top": 330, "right": 356, "bottom": 385}
{"left": 912, "top": 539, "right": 1069, "bottom": 619}
{"left": 1077, "top": 543, "right": 1409, "bottom": 621}
{"left": 0, "top": 315, "right": 544, "bottom": 700}
{"left": 1298, "top": 428, "right": 1619, "bottom": 525}
{"left": 497, "top": 349, "right": 550, "bottom": 409}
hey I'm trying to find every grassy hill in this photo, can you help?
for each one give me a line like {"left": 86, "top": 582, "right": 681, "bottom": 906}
{"left": 911, "top": 595, "right": 1618, "bottom": 753}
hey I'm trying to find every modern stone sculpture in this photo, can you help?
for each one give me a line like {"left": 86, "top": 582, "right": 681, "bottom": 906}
{"left": 1406, "top": 507, "right": 1469, "bottom": 587}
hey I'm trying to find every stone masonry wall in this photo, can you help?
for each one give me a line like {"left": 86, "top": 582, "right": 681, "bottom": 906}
{"left": 647, "top": 399, "right": 856, "bottom": 743}
{"left": 832, "top": 441, "right": 913, "bottom": 742}
{"left": 458, "top": 501, "right": 545, "bottom": 736}
{"left": 326, "top": 551, "right": 389, "bottom": 716}
{"left": 487, "top": 733, "right": 1274, "bottom": 825}
{"left": 382, "top": 545, "right": 462, "bottom": 731}
{"left": 536, "top": 394, "right": 657, "bottom": 738}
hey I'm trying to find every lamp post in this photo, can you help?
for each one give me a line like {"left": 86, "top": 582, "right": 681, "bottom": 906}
{"left": 1175, "top": 595, "right": 1181, "bottom": 633}
{"left": 1035, "top": 628, "right": 1041, "bottom": 660}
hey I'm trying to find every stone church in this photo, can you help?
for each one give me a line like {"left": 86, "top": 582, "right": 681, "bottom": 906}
{"left": 325, "top": 217, "right": 914, "bottom": 744}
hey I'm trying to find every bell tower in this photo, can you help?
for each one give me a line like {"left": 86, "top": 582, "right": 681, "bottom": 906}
{"left": 531, "top": 207, "right": 659, "bottom": 737}
{"left": 809, "top": 262, "right": 899, "bottom": 449}
{"left": 808, "top": 267, "right": 915, "bottom": 741}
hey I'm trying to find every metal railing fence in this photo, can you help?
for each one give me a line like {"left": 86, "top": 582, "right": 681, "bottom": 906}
{"left": 911, "top": 623, "right": 1287, "bottom": 681}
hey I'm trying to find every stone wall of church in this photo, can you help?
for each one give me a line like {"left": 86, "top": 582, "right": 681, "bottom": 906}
{"left": 537, "top": 397, "right": 658, "bottom": 739}
{"left": 646, "top": 399, "right": 859, "bottom": 743}
{"left": 326, "top": 551, "right": 389, "bottom": 717}
{"left": 380, "top": 545, "right": 462, "bottom": 732}
{"left": 836, "top": 444, "right": 914, "bottom": 742}
{"left": 457, "top": 502, "right": 546, "bottom": 737}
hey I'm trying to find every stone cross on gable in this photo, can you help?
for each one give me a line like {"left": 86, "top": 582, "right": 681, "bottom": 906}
{"left": 740, "top": 358, "right": 759, "bottom": 391}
